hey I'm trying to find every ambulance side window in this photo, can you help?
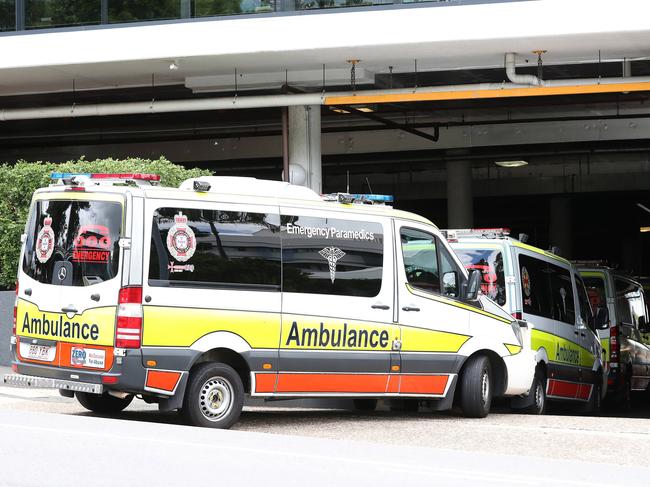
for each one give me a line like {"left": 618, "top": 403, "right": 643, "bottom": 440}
{"left": 519, "top": 255, "right": 553, "bottom": 319}
{"left": 149, "top": 207, "right": 281, "bottom": 290}
{"left": 575, "top": 276, "right": 593, "bottom": 328}
{"left": 548, "top": 264, "right": 575, "bottom": 325}
{"left": 615, "top": 279, "right": 646, "bottom": 327}
{"left": 401, "top": 228, "right": 440, "bottom": 295}
{"left": 438, "top": 244, "right": 459, "bottom": 298}
{"left": 281, "top": 215, "right": 383, "bottom": 298}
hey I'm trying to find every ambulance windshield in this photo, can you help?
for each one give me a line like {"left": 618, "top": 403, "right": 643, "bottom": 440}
{"left": 453, "top": 247, "right": 507, "bottom": 306}
{"left": 22, "top": 199, "right": 122, "bottom": 287}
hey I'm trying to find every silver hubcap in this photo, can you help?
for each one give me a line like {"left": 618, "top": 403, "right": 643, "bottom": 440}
{"left": 481, "top": 370, "right": 490, "bottom": 405}
{"left": 199, "top": 377, "right": 233, "bottom": 422}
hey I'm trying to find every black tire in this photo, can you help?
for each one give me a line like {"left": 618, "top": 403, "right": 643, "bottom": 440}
{"left": 460, "top": 355, "right": 493, "bottom": 418}
{"left": 181, "top": 362, "right": 244, "bottom": 429}
{"left": 619, "top": 374, "right": 632, "bottom": 410}
{"left": 526, "top": 372, "right": 547, "bottom": 415}
{"left": 353, "top": 399, "right": 378, "bottom": 411}
{"left": 583, "top": 381, "right": 602, "bottom": 415}
{"left": 76, "top": 392, "right": 133, "bottom": 413}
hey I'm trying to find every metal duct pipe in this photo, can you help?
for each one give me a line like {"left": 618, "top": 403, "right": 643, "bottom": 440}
{"left": 505, "top": 52, "right": 544, "bottom": 86}
{"left": 3, "top": 76, "right": 650, "bottom": 121}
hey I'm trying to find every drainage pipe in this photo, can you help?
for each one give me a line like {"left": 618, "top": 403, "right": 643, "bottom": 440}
{"left": 505, "top": 52, "right": 544, "bottom": 86}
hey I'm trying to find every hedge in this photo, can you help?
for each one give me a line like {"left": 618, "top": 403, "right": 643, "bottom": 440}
{"left": 0, "top": 157, "right": 211, "bottom": 289}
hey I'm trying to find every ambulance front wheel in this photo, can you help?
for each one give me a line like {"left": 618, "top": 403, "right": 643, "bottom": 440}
{"left": 459, "top": 355, "right": 492, "bottom": 418}
{"left": 75, "top": 391, "right": 133, "bottom": 413}
{"left": 526, "top": 371, "right": 547, "bottom": 415}
{"left": 182, "top": 362, "right": 244, "bottom": 429}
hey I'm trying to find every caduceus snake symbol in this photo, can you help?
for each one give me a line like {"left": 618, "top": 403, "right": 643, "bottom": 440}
{"left": 319, "top": 247, "right": 346, "bottom": 283}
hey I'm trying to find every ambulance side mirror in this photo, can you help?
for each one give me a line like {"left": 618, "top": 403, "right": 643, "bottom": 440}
{"left": 595, "top": 306, "right": 610, "bottom": 330}
{"left": 465, "top": 269, "right": 481, "bottom": 302}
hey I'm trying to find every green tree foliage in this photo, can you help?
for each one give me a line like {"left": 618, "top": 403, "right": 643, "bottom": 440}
{"left": 108, "top": 0, "right": 181, "bottom": 22}
{"left": 0, "top": 157, "right": 211, "bottom": 289}
{"left": 194, "top": 0, "right": 243, "bottom": 16}
{"left": 26, "top": 0, "right": 101, "bottom": 29}
{"left": 0, "top": 0, "right": 16, "bottom": 31}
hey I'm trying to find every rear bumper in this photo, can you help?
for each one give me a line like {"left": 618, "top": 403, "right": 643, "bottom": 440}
{"left": 3, "top": 373, "right": 103, "bottom": 394}
{"left": 9, "top": 340, "right": 147, "bottom": 395}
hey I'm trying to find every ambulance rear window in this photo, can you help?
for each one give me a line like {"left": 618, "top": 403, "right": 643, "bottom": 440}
{"left": 22, "top": 199, "right": 122, "bottom": 287}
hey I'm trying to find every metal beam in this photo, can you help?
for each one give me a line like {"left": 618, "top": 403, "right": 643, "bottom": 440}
{"left": 330, "top": 105, "right": 439, "bottom": 143}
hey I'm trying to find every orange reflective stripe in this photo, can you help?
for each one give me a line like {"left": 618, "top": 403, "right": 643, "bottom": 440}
{"left": 276, "top": 373, "right": 387, "bottom": 393}
{"left": 145, "top": 370, "right": 181, "bottom": 392}
{"left": 386, "top": 374, "right": 400, "bottom": 393}
{"left": 255, "top": 373, "right": 276, "bottom": 393}
{"left": 547, "top": 379, "right": 579, "bottom": 398}
{"left": 399, "top": 375, "right": 448, "bottom": 395}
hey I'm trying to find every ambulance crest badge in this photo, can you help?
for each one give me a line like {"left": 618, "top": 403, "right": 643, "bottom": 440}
{"left": 319, "top": 246, "right": 346, "bottom": 283}
{"left": 36, "top": 217, "right": 55, "bottom": 263}
{"left": 167, "top": 213, "right": 196, "bottom": 262}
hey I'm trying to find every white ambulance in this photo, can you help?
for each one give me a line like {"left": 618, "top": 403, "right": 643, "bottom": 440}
{"left": 446, "top": 229, "right": 608, "bottom": 414}
{"left": 4, "top": 174, "right": 535, "bottom": 428}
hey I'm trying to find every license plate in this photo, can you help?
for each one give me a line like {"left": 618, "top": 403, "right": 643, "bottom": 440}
{"left": 27, "top": 344, "right": 55, "bottom": 362}
{"left": 71, "top": 347, "right": 106, "bottom": 369}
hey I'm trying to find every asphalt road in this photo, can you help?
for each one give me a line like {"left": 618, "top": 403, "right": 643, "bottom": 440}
{"left": 2, "top": 371, "right": 650, "bottom": 486}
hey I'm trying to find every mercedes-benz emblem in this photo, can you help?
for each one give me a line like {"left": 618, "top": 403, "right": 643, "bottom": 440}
{"left": 58, "top": 267, "right": 67, "bottom": 281}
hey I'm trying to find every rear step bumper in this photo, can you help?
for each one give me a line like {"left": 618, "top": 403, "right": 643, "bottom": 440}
{"left": 3, "top": 373, "right": 103, "bottom": 394}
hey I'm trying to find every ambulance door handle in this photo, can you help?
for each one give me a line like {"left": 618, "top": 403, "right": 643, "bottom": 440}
{"left": 144, "top": 295, "right": 152, "bottom": 303}
{"left": 61, "top": 305, "right": 78, "bottom": 314}
{"left": 24, "top": 288, "right": 32, "bottom": 296}
{"left": 402, "top": 306, "right": 420, "bottom": 312}
{"left": 372, "top": 304, "right": 390, "bottom": 310}
{"left": 91, "top": 294, "right": 100, "bottom": 302}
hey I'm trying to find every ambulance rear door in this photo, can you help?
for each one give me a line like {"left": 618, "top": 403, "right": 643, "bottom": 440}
{"left": 17, "top": 191, "right": 127, "bottom": 372}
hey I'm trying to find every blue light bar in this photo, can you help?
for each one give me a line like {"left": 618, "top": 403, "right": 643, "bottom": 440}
{"left": 50, "top": 172, "right": 91, "bottom": 179}
{"left": 351, "top": 193, "right": 394, "bottom": 203}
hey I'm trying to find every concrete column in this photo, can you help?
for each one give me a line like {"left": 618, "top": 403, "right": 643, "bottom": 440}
{"left": 446, "top": 160, "right": 473, "bottom": 228}
{"left": 549, "top": 195, "right": 573, "bottom": 259}
{"left": 288, "top": 105, "right": 322, "bottom": 194}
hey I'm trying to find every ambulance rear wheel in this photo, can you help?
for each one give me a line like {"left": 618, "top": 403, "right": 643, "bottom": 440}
{"left": 75, "top": 392, "right": 133, "bottom": 414}
{"left": 182, "top": 362, "right": 244, "bottom": 429}
{"left": 460, "top": 355, "right": 492, "bottom": 418}
{"left": 353, "top": 399, "right": 377, "bottom": 411}
{"left": 582, "top": 382, "right": 602, "bottom": 416}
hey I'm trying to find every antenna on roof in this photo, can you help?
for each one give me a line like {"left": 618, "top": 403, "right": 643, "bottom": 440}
{"left": 365, "top": 177, "right": 373, "bottom": 194}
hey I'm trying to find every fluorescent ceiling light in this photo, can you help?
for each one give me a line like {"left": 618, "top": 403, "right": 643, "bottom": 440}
{"left": 495, "top": 160, "right": 528, "bottom": 168}
{"left": 641, "top": 226, "right": 650, "bottom": 233}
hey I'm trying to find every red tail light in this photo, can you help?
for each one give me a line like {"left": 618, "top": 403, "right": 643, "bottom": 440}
{"left": 115, "top": 286, "right": 143, "bottom": 349}
{"left": 12, "top": 282, "right": 18, "bottom": 336}
{"left": 512, "top": 312, "right": 522, "bottom": 320}
{"left": 610, "top": 325, "right": 619, "bottom": 364}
